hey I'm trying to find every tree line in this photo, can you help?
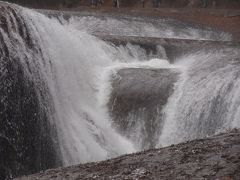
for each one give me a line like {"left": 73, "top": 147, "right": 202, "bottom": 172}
{"left": 2, "top": 0, "right": 240, "bottom": 8}
{"left": 3, "top": 0, "right": 81, "bottom": 8}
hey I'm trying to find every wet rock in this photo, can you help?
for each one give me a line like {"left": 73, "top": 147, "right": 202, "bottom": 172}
{"left": 109, "top": 68, "right": 179, "bottom": 149}
{"left": 0, "top": 3, "right": 62, "bottom": 179}
{"left": 100, "top": 35, "right": 240, "bottom": 62}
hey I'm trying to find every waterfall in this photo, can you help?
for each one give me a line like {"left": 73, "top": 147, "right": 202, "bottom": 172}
{"left": 20, "top": 9, "right": 140, "bottom": 165}
{"left": 1, "top": 3, "right": 147, "bottom": 168}
{"left": 159, "top": 48, "right": 240, "bottom": 147}
{"left": 0, "top": 3, "right": 170, "bottom": 167}
{"left": 63, "top": 14, "right": 232, "bottom": 41}
{"left": 1, "top": 2, "right": 239, "bottom": 179}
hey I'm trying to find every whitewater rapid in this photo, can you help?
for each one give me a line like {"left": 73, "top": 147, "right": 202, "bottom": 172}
{"left": 158, "top": 49, "right": 240, "bottom": 147}
{"left": 19, "top": 9, "right": 139, "bottom": 166}
{"left": 1, "top": 2, "right": 239, "bottom": 174}
{"left": 7, "top": 5, "right": 177, "bottom": 166}
{"left": 62, "top": 14, "right": 232, "bottom": 41}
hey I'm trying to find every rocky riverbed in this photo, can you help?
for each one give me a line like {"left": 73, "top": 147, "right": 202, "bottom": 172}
{"left": 16, "top": 129, "right": 240, "bottom": 180}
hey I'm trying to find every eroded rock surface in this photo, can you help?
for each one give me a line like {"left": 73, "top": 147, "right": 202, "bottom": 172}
{"left": 16, "top": 129, "right": 240, "bottom": 180}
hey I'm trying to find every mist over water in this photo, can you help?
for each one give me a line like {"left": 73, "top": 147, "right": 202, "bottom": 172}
{"left": 1, "top": 2, "right": 239, "bottom": 175}
{"left": 158, "top": 49, "right": 240, "bottom": 147}
{"left": 5, "top": 7, "right": 142, "bottom": 166}
{"left": 18, "top": 7, "right": 174, "bottom": 165}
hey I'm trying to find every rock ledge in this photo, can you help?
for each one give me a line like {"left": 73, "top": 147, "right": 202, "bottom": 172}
{"left": 16, "top": 129, "right": 240, "bottom": 180}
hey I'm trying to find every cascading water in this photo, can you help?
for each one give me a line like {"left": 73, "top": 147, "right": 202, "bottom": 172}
{"left": 0, "top": 2, "right": 170, "bottom": 169}
{"left": 0, "top": 3, "right": 148, "bottom": 176}
{"left": 18, "top": 8, "right": 141, "bottom": 166}
{"left": 0, "top": 1, "right": 239, "bottom": 179}
{"left": 158, "top": 48, "right": 240, "bottom": 147}
{"left": 61, "top": 14, "right": 232, "bottom": 41}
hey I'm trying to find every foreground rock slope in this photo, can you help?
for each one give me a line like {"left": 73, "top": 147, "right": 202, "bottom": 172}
{"left": 17, "top": 130, "right": 240, "bottom": 180}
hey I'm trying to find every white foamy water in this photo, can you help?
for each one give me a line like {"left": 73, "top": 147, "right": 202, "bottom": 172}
{"left": 15, "top": 8, "right": 144, "bottom": 166}
{"left": 13, "top": 6, "right": 175, "bottom": 166}
{"left": 108, "top": 58, "right": 175, "bottom": 70}
{"left": 158, "top": 49, "right": 240, "bottom": 147}
{"left": 64, "top": 15, "right": 232, "bottom": 41}
{"left": 1, "top": 2, "right": 239, "bottom": 171}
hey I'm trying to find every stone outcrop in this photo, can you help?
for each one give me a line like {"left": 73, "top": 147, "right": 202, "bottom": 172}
{"left": 16, "top": 129, "right": 240, "bottom": 180}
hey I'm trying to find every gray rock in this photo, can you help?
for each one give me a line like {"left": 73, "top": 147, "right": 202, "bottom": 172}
{"left": 16, "top": 129, "right": 240, "bottom": 180}
{"left": 109, "top": 68, "right": 179, "bottom": 149}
